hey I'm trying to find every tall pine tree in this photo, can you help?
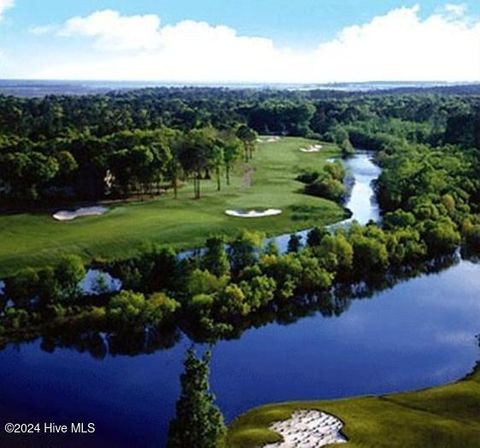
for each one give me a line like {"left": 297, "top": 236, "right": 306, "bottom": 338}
{"left": 167, "top": 347, "right": 226, "bottom": 448}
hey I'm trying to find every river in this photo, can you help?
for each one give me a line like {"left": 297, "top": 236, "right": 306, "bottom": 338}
{"left": 0, "top": 152, "right": 479, "bottom": 448}
{"left": 273, "top": 151, "right": 381, "bottom": 252}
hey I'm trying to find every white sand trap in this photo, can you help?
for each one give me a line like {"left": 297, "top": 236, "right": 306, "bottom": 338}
{"left": 225, "top": 209, "right": 282, "bottom": 218}
{"left": 258, "top": 136, "right": 282, "bottom": 143}
{"left": 264, "top": 410, "right": 347, "bottom": 448}
{"left": 53, "top": 206, "right": 108, "bottom": 221}
{"left": 300, "top": 144, "right": 323, "bottom": 153}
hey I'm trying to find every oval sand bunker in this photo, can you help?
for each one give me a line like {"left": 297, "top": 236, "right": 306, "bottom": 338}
{"left": 53, "top": 206, "right": 108, "bottom": 221}
{"left": 264, "top": 410, "right": 347, "bottom": 448}
{"left": 225, "top": 209, "right": 282, "bottom": 218}
{"left": 300, "top": 144, "right": 323, "bottom": 153}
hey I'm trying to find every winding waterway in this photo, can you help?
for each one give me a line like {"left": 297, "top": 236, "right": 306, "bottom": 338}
{"left": 273, "top": 151, "right": 381, "bottom": 252}
{"left": 0, "top": 153, "right": 479, "bottom": 448}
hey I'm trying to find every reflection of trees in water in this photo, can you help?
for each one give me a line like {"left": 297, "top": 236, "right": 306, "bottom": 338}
{"left": 335, "top": 253, "right": 460, "bottom": 301}
{"left": 462, "top": 248, "right": 480, "bottom": 265}
{"left": 39, "top": 327, "right": 181, "bottom": 359}
{"left": 0, "top": 253, "right": 464, "bottom": 358}
{"left": 186, "top": 253, "right": 461, "bottom": 344}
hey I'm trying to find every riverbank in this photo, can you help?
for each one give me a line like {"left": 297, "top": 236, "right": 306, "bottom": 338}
{"left": 0, "top": 138, "right": 347, "bottom": 278}
{"left": 227, "top": 363, "right": 480, "bottom": 448}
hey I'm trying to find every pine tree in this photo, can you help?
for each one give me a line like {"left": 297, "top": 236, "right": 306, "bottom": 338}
{"left": 167, "top": 348, "right": 226, "bottom": 448}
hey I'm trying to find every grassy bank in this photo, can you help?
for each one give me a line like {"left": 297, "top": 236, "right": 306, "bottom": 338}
{"left": 227, "top": 365, "right": 480, "bottom": 447}
{"left": 0, "top": 138, "right": 347, "bottom": 277}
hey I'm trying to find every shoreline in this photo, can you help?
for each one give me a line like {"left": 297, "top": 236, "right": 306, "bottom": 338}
{"left": 227, "top": 363, "right": 480, "bottom": 447}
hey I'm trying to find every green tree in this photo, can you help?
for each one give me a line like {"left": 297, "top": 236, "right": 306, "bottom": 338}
{"left": 236, "top": 125, "right": 257, "bottom": 162}
{"left": 202, "top": 236, "right": 230, "bottom": 277}
{"left": 55, "top": 255, "right": 86, "bottom": 301}
{"left": 167, "top": 348, "right": 226, "bottom": 448}
{"left": 305, "top": 177, "right": 346, "bottom": 202}
{"left": 223, "top": 136, "right": 242, "bottom": 186}
{"left": 7, "top": 268, "right": 40, "bottom": 308}
{"left": 422, "top": 218, "right": 461, "bottom": 255}
{"left": 351, "top": 235, "right": 389, "bottom": 275}
{"left": 263, "top": 239, "right": 280, "bottom": 256}
{"left": 239, "top": 274, "right": 277, "bottom": 310}
{"left": 177, "top": 128, "right": 216, "bottom": 199}
{"left": 56, "top": 151, "right": 78, "bottom": 177}
{"left": 212, "top": 143, "right": 224, "bottom": 191}
{"left": 187, "top": 269, "right": 228, "bottom": 296}
{"left": 297, "top": 254, "right": 334, "bottom": 292}
{"left": 216, "top": 284, "right": 249, "bottom": 318}
{"left": 107, "top": 290, "right": 179, "bottom": 328}
{"left": 340, "top": 138, "right": 355, "bottom": 157}
{"left": 316, "top": 233, "right": 354, "bottom": 273}
{"left": 228, "top": 230, "right": 264, "bottom": 273}
{"left": 307, "top": 227, "right": 327, "bottom": 247}
{"left": 110, "top": 149, "right": 132, "bottom": 196}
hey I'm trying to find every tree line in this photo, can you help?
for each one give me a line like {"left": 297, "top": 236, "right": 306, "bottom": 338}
{"left": 0, "top": 124, "right": 259, "bottom": 204}
{"left": 1, "top": 89, "right": 478, "bottom": 206}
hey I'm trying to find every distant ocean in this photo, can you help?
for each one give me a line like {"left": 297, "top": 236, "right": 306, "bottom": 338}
{"left": 0, "top": 79, "right": 475, "bottom": 97}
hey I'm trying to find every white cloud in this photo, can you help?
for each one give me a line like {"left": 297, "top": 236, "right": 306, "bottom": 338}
{"left": 0, "top": 0, "right": 14, "bottom": 20}
{"left": 444, "top": 3, "right": 467, "bottom": 16}
{"left": 26, "top": 5, "right": 480, "bottom": 82}
{"left": 59, "top": 9, "right": 163, "bottom": 51}
{"left": 311, "top": 5, "right": 480, "bottom": 82}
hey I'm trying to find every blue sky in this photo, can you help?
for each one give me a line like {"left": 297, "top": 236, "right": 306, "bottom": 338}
{"left": 6, "top": 0, "right": 480, "bottom": 46}
{"left": 1, "top": 0, "right": 479, "bottom": 82}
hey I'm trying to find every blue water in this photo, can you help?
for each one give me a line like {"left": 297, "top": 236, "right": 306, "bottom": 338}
{"left": 273, "top": 151, "right": 381, "bottom": 252}
{"left": 0, "top": 80, "right": 461, "bottom": 98}
{"left": 0, "top": 152, "right": 479, "bottom": 447}
{"left": 0, "top": 260, "right": 479, "bottom": 447}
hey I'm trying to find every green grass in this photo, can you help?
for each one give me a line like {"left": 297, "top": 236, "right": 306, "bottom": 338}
{"left": 0, "top": 137, "right": 347, "bottom": 277}
{"left": 227, "top": 365, "right": 480, "bottom": 448}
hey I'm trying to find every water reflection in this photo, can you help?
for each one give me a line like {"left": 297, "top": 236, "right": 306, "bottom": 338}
{"left": 1, "top": 151, "right": 480, "bottom": 447}
{"left": 1, "top": 252, "right": 462, "bottom": 358}
{"left": 39, "top": 327, "right": 182, "bottom": 359}
{"left": 0, "top": 257, "right": 479, "bottom": 447}
{"left": 79, "top": 269, "right": 122, "bottom": 296}
{"left": 272, "top": 152, "right": 381, "bottom": 252}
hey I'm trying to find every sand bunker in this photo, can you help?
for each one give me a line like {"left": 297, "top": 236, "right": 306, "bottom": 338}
{"left": 53, "top": 206, "right": 108, "bottom": 221}
{"left": 300, "top": 144, "right": 323, "bottom": 153}
{"left": 258, "top": 136, "right": 282, "bottom": 143}
{"left": 225, "top": 209, "right": 282, "bottom": 218}
{"left": 264, "top": 410, "right": 347, "bottom": 448}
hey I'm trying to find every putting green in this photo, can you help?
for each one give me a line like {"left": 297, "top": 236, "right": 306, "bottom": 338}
{"left": 227, "top": 365, "right": 480, "bottom": 448}
{"left": 0, "top": 137, "right": 347, "bottom": 278}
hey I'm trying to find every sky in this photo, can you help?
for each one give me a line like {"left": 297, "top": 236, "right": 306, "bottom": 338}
{"left": 0, "top": 0, "right": 479, "bottom": 83}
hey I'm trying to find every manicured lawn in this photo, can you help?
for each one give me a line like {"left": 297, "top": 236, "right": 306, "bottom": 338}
{"left": 227, "top": 365, "right": 480, "bottom": 448}
{"left": 0, "top": 137, "right": 347, "bottom": 277}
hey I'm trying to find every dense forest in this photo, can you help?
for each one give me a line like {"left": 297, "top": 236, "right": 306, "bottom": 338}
{"left": 0, "top": 87, "right": 479, "bottom": 206}
{"left": 1, "top": 86, "right": 480, "bottom": 352}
